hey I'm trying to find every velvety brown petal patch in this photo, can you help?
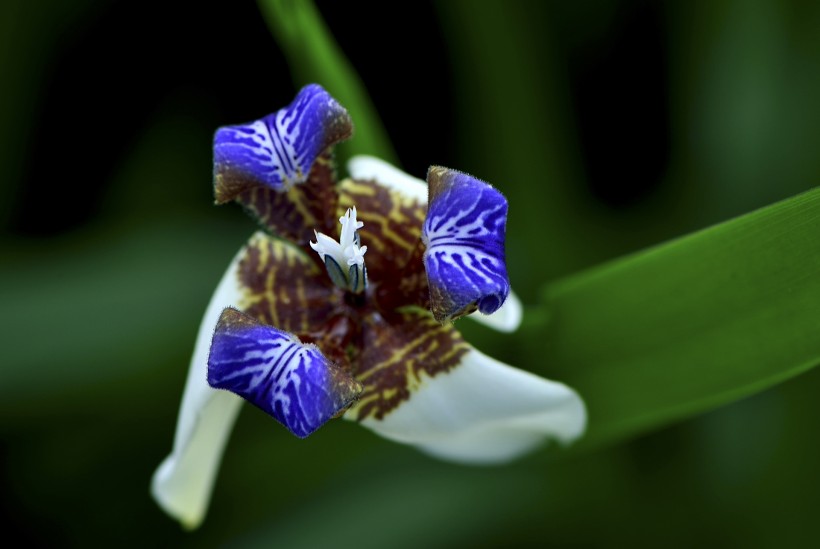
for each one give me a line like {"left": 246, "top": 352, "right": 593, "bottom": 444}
{"left": 218, "top": 153, "right": 340, "bottom": 245}
{"left": 304, "top": 306, "right": 363, "bottom": 380}
{"left": 236, "top": 232, "right": 338, "bottom": 337}
{"left": 350, "top": 307, "right": 470, "bottom": 421}
{"left": 338, "top": 178, "right": 427, "bottom": 275}
{"left": 338, "top": 178, "right": 430, "bottom": 311}
{"left": 373, "top": 239, "right": 430, "bottom": 312}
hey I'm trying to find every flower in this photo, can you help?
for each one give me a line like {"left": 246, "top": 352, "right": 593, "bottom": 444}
{"left": 151, "top": 84, "right": 586, "bottom": 528}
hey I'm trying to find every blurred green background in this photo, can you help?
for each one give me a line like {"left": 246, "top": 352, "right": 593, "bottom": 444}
{"left": 2, "top": 0, "right": 820, "bottom": 546}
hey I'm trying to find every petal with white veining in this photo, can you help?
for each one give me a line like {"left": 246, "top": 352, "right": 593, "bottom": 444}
{"left": 423, "top": 167, "right": 510, "bottom": 323}
{"left": 208, "top": 307, "right": 362, "bottom": 438}
{"left": 348, "top": 156, "right": 523, "bottom": 332}
{"left": 214, "top": 84, "right": 352, "bottom": 200}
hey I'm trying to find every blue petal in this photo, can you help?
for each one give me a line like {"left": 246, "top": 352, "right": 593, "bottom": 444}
{"left": 207, "top": 308, "right": 362, "bottom": 438}
{"left": 213, "top": 84, "right": 352, "bottom": 200}
{"left": 422, "top": 167, "right": 510, "bottom": 323}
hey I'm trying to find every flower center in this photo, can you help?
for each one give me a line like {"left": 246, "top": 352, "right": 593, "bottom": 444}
{"left": 310, "top": 207, "right": 368, "bottom": 294}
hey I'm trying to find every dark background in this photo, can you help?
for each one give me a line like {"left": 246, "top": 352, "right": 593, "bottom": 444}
{"left": 2, "top": 0, "right": 820, "bottom": 546}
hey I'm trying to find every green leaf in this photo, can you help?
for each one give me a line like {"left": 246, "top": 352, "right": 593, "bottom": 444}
{"left": 258, "top": 0, "right": 398, "bottom": 165}
{"left": 0, "top": 218, "right": 249, "bottom": 420}
{"left": 231, "top": 462, "right": 542, "bottom": 549}
{"left": 534, "top": 187, "right": 820, "bottom": 448}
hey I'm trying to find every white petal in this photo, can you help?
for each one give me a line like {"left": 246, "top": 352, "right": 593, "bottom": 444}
{"left": 467, "top": 291, "right": 524, "bottom": 333}
{"left": 338, "top": 207, "right": 363, "bottom": 249}
{"left": 347, "top": 155, "right": 428, "bottom": 203}
{"left": 310, "top": 231, "right": 346, "bottom": 267}
{"left": 151, "top": 243, "right": 248, "bottom": 529}
{"left": 355, "top": 348, "right": 586, "bottom": 464}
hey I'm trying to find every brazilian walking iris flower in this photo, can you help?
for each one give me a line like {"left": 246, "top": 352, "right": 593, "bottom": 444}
{"left": 151, "top": 84, "right": 586, "bottom": 528}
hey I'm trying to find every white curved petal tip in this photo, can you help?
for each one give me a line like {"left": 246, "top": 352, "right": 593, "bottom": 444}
{"left": 356, "top": 348, "right": 586, "bottom": 464}
{"left": 151, "top": 454, "right": 204, "bottom": 529}
{"left": 347, "top": 155, "right": 428, "bottom": 203}
{"left": 467, "top": 291, "right": 523, "bottom": 333}
{"left": 151, "top": 242, "right": 249, "bottom": 528}
{"left": 151, "top": 390, "right": 242, "bottom": 529}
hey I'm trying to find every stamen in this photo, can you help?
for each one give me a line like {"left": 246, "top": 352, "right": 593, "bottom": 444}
{"left": 310, "top": 207, "right": 368, "bottom": 293}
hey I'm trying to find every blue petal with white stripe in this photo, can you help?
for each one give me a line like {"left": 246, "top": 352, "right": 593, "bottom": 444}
{"left": 422, "top": 167, "right": 510, "bottom": 323}
{"left": 207, "top": 307, "right": 362, "bottom": 438}
{"left": 213, "top": 84, "right": 352, "bottom": 200}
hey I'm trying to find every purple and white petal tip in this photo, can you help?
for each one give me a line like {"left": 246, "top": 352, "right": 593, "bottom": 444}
{"left": 422, "top": 166, "right": 511, "bottom": 323}
{"left": 207, "top": 307, "right": 362, "bottom": 438}
{"left": 213, "top": 84, "right": 353, "bottom": 202}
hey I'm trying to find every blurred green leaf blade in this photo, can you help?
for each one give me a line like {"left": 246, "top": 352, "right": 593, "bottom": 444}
{"left": 539, "top": 187, "right": 820, "bottom": 448}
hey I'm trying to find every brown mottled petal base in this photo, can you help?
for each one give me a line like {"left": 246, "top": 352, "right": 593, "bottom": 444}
{"left": 219, "top": 153, "right": 341, "bottom": 245}
{"left": 347, "top": 155, "right": 429, "bottom": 204}
{"left": 338, "top": 178, "right": 427, "bottom": 276}
{"left": 350, "top": 307, "right": 469, "bottom": 421}
{"left": 236, "top": 232, "right": 337, "bottom": 336}
{"left": 354, "top": 347, "right": 587, "bottom": 464}
{"left": 376, "top": 239, "right": 430, "bottom": 311}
